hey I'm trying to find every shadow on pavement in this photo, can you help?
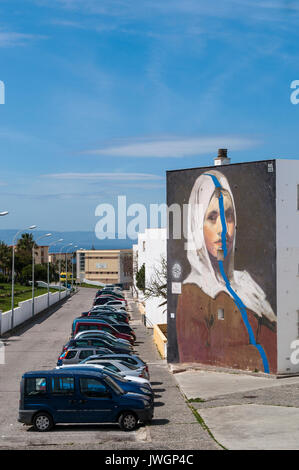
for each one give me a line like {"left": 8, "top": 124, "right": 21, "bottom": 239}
{"left": 149, "top": 419, "right": 169, "bottom": 426}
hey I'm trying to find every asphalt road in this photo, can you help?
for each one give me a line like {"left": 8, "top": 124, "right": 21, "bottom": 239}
{"left": 0, "top": 288, "right": 218, "bottom": 450}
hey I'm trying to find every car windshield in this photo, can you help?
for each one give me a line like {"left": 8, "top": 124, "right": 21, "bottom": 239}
{"left": 103, "top": 375, "right": 124, "bottom": 395}
{"left": 102, "top": 369, "right": 128, "bottom": 382}
{"left": 120, "top": 361, "right": 139, "bottom": 370}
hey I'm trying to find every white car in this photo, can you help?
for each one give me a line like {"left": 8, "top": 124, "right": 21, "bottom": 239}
{"left": 74, "top": 330, "right": 131, "bottom": 346}
{"left": 82, "top": 359, "right": 148, "bottom": 379}
{"left": 57, "top": 363, "right": 151, "bottom": 386}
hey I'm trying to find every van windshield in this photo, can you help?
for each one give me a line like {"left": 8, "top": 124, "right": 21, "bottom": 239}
{"left": 103, "top": 375, "right": 124, "bottom": 395}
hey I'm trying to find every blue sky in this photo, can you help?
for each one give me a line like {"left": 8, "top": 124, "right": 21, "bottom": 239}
{"left": 0, "top": 0, "right": 299, "bottom": 233}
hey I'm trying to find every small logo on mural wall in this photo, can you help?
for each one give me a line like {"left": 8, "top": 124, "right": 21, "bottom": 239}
{"left": 172, "top": 263, "right": 182, "bottom": 280}
{"left": 0, "top": 341, "right": 5, "bottom": 365}
{"left": 172, "top": 282, "right": 182, "bottom": 294}
{"left": 0, "top": 81, "right": 4, "bottom": 104}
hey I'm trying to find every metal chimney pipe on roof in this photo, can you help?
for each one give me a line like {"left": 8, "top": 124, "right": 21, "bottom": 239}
{"left": 214, "top": 148, "right": 231, "bottom": 166}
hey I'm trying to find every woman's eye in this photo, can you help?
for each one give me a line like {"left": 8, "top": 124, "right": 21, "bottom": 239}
{"left": 207, "top": 212, "right": 218, "bottom": 222}
{"left": 225, "top": 209, "right": 234, "bottom": 222}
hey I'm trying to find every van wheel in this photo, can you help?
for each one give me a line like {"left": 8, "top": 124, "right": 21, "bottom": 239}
{"left": 33, "top": 412, "right": 54, "bottom": 432}
{"left": 118, "top": 412, "right": 137, "bottom": 431}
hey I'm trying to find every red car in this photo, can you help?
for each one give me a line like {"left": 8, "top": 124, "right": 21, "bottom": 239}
{"left": 73, "top": 320, "right": 134, "bottom": 345}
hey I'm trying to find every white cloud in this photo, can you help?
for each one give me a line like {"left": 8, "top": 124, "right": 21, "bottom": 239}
{"left": 0, "top": 31, "right": 45, "bottom": 48}
{"left": 41, "top": 172, "right": 163, "bottom": 180}
{"left": 84, "top": 136, "right": 259, "bottom": 158}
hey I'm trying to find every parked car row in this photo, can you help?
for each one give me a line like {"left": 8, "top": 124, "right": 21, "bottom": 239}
{"left": 18, "top": 285, "right": 154, "bottom": 432}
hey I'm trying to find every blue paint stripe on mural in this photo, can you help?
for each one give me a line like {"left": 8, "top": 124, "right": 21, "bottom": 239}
{"left": 206, "top": 173, "right": 270, "bottom": 374}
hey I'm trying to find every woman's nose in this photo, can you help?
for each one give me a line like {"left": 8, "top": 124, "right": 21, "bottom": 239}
{"left": 216, "top": 215, "right": 223, "bottom": 234}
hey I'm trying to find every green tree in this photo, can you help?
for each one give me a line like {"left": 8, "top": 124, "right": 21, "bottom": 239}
{"left": 144, "top": 255, "right": 167, "bottom": 308}
{"left": 0, "top": 241, "right": 11, "bottom": 278}
{"left": 136, "top": 263, "right": 145, "bottom": 292}
{"left": 15, "top": 233, "right": 36, "bottom": 279}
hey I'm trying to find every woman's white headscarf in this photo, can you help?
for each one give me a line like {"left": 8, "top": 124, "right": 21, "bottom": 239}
{"left": 184, "top": 169, "right": 276, "bottom": 323}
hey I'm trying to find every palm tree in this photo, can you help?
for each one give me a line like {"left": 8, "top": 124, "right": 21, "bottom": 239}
{"left": 17, "top": 233, "right": 35, "bottom": 251}
{"left": 0, "top": 241, "right": 11, "bottom": 277}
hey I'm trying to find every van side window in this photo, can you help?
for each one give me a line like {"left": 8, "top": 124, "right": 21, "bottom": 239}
{"left": 79, "top": 378, "right": 110, "bottom": 398}
{"left": 79, "top": 350, "right": 94, "bottom": 360}
{"left": 51, "top": 377, "right": 74, "bottom": 394}
{"left": 25, "top": 377, "right": 47, "bottom": 396}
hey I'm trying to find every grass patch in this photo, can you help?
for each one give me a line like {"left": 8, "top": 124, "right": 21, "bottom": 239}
{"left": 188, "top": 403, "right": 227, "bottom": 450}
{"left": 79, "top": 283, "right": 101, "bottom": 289}
{"left": 188, "top": 397, "right": 205, "bottom": 403}
{"left": 0, "top": 283, "right": 57, "bottom": 313}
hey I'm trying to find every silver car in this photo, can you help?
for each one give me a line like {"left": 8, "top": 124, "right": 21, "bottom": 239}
{"left": 57, "top": 347, "right": 107, "bottom": 366}
{"left": 83, "top": 359, "right": 148, "bottom": 380}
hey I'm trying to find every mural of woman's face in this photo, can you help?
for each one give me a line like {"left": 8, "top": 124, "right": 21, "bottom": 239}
{"left": 203, "top": 189, "right": 235, "bottom": 259}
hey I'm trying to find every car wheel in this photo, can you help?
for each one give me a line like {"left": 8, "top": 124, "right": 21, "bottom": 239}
{"left": 118, "top": 412, "right": 138, "bottom": 431}
{"left": 33, "top": 412, "right": 54, "bottom": 432}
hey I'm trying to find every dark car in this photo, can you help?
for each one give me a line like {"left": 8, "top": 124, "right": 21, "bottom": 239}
{"left": 88, "top": 309, "right": 129, "bottom": 323}
{"left": 63, "top": 337, "right": 130, "bottom": 354}
{"left": 61, "top": 365, "right": 153, "bottom": 403}
{"left": 19, "top": 368, "right": 153, "bottom": 431}
{"left": 110, "top": 323, "right": 136, "bottom": 341}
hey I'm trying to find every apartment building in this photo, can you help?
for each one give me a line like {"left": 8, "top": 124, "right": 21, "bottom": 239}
{"left": 76, "top": 249, "right": 133, "bottom": 288}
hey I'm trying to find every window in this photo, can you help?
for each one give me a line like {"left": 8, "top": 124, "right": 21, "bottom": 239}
{"left": 79, "top": 378, "right": 109, "bottom": 398}
{"left": 79, "top": 350, "right": 94, "bottom": 360}
{"left": 51, "top": 377, "right": 74, "bottom": 394}
{"left": 78, "top": 325, "right": 99, "bottom": 332}
{"left": 104, "top": 364, "right": 120, "bottom": 372}
{"left": 120, "top": 361, "right": 137, "bottom": 370}
{"left": 79, "top": 252, "right": 85, "bottom": 271}
{"left": 65, "top": 350, "right": 77, "bottom": 360}
{"left": 217, "top": 308, "right": 225, "bottom": 320}
{"left": 25, "top": 377, "right": 47, "bottom": 396}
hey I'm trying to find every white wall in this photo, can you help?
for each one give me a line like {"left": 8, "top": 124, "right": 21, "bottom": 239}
{"left": 144, "top": 228, "right": 167, "bottom": 326}
{"left": 276, "top": 159, "right": 299, "bottom": 374}
{"left": 0, "top": 290, "right": 70, "bottom": 335}
{"left": 132, "top": 244, "right": 138, "bottom": 295}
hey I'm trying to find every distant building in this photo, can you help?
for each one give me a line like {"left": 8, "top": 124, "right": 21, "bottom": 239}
{"left": 34, "top": 245, "right": 49, "bottom": 264}
{"left": 48, "top": 252, "right": 73, "bottom": 265}
{"left": 76, "top": 249, "right": 133, "bottom": 288}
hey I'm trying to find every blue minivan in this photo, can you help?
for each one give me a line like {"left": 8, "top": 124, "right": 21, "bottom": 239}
{"left": 19, "top": 368, "right": 153, "bottom": 432}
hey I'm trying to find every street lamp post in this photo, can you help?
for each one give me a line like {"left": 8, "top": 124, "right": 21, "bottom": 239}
{"left": 11, "top": 225, "right": 36, "bottom": 330}
{"left": 47, "top": 238, "right": 63, "bottom": 308}
{"left": 65, "top": 244, "right": 75, "bottom": 295}
{"left": 59, "top": 243, "right": 72, "bottom": 300}
{"left": 32, "top": 233, "right": 52, "bottom": 317}
{"left": 69, "top": 245, "right": 77, "bottom": 293}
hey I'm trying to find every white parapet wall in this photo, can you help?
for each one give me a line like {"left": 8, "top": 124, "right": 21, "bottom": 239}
{"left": 0, "top": 289, "right": 70, "bottom": 335}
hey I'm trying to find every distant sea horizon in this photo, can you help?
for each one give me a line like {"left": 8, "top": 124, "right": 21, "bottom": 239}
{"left": 0, "top": 229, "right": 134, "bottom": 251}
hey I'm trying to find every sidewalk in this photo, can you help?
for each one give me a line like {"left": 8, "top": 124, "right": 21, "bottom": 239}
{"left": 128, "top": 294, "right": 220, "bottom": 450}
{"left": 173, "top": 366, "right": 299, "bottom": 449}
